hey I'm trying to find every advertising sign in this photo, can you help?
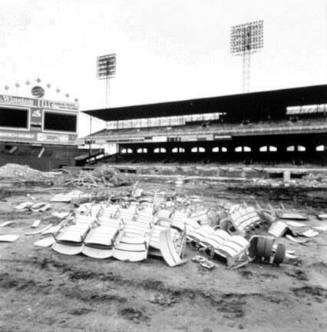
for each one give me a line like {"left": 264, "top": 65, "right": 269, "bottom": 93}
{"left": 31, "top": 86, "right": 45, "bottom": 98}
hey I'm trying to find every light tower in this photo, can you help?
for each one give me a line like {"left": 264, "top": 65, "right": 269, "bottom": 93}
{"left": 230, "top": 20, "right": 264, "bottom": 93}
{"left": 96, "top": 53, "right": 116, "bottom": 107}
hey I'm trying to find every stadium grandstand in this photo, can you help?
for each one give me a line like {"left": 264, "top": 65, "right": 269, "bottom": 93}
{"left": 83, "top": 84, "right": 327, "bottom": 165}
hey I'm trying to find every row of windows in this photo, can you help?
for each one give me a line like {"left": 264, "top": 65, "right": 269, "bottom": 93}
{"left": 107, "top": 112, "right": 223, "bottom": 130}
{"left": 121, "top": 145, "right": 326, "bottom": 154}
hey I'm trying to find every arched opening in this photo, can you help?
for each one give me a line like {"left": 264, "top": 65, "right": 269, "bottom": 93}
{"left": 172, "top": 147, "right": 185, "bottom": 153}
{"left": 260, "top": 146, "right": 277, "bottom": 152}
{"left": 316, "top": 145, "right": 325, "bottom": 152}
{"left": 191, "top": 147, "right": 205, "bottom": 153}
{"left": 121, "top": 148, "right": 133, "bottom": 154}
{"left": 154, "top": 147, "right": 166, "bottom": 153}
{"left": 137, "top": 148, "right": 148, "bottom": 154}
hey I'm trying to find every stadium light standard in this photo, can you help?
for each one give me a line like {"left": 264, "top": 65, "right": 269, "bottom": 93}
{"left": 230, "top": 20, "right": 264, "bottom": 92}
{"left": 86, "top": 54, "right": 117, "bottom": 156}
{"left": 96, "top": 53, "right": 116, "bottom": 107}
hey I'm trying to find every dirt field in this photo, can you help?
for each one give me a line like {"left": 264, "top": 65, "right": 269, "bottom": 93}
{"left": 0, "top": 175, "right": 327, "bottom": 332}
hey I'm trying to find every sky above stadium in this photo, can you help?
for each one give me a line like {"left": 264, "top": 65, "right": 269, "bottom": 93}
{"left": 1, "top": 0, "right": 327, "bottom": 135}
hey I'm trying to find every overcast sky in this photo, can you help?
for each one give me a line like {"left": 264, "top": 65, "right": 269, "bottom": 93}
{"left": 1, "top": 0, "right": 327, "bottom": 136}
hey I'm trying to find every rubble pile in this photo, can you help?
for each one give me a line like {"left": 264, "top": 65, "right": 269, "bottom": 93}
{"left": 64, "top": 165, "right": 132, "bottom": 188}
{"left": 0, "top": 163, "right": 53, "bottom": 181}
{"left": 252, "top": 172, "right": 327, "bottom": 188}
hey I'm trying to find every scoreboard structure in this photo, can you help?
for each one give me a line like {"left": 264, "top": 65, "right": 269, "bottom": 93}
{"left": 0, "top": 90, "right": 82, "bottom": 170}
{"left": 0, "top": 93, "right": 78, "bottom": 145}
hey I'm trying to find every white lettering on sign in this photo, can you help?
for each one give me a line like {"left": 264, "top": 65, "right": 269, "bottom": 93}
{"left": 0, "top": 94, "right": 78, "bottom": 111}
{"left": 37, "top": 133, "right": 69, "bottom": 143}
{"left": 0, "top": 95, "right": 35, "bottom": 107}
{"left": 0, "top": 132, "right": 35, "bottom": 139}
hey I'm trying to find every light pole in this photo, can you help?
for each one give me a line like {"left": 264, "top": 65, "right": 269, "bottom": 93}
{"left": 231, "top": 20, "right": 264, "bottom": 93}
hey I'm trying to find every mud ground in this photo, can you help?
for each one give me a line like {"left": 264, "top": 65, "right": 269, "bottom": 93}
{"left": 0, "top": 178, "right": 327, "bottom": 332}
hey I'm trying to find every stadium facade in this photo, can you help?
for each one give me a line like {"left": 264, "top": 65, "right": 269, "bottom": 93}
{"left": 84, "top": 84, "right": 327, "bottom": 164}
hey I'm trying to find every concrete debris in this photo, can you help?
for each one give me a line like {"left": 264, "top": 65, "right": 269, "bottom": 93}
{"left": 200, "top": 260, "right": 216, "bottom": 270}
{"left": 64, "top": 166, "right": 132, "bottom": 188}
{"left": 51, "top": 211, "right": 70, "bottom": 219}
{"left": 25, "top": 224, "right": 53, "bottom": 236}
{"left": 285, "top": 234, "right": 309, "bottom": 244}
{"left": 0, "top": 221, "right": 16, "bottom": 227}
{"left": 0, "top": 163, "right": 53, "bottom": 180}
{"left": 277, "top": 212, "right": 307, "bottom": 220}
{"left": 301, "top": 229, "right": 319, "bottom": 238}
{"left": 192, "top": 255, "right": 216, "bottom": 270}
{"left": 31, "top": 219, "right": 41, "bottom": 228}
{"left": 0, "top": 234, "right": 20, "bottom": 242}
{"left": 192, "top": 255, "right": 208, "bottom": 263}
{"left": 16, "top": 201, "right": 51, "bottom": 212}
{"left": 286, "top": 221, "right": 307, "bottom": 228}
{"left": 34, "top": 236, "right": 55, "bottom": 247}
{"left": 31, "top": 202, "right": 51, "bottom": 212}
{"left": 15, "top": 202, "right": 34, "bottom": 210}
{"left": 50, "top": 190, "right": 87, "bottom": 203}
{"left": 314, "top": 225, "right": 327, "bottom": 231}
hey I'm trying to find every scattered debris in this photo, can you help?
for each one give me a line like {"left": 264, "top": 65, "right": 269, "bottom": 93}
{"left": 0, "top": 234, "right": 20, "bottom": 242}
{"left": 278, "top": 212, "right": 307, "bottom": 221}
{"left": 248, "top": 236, "right": 286, "bottom": 266}
{"left": 52, "top": 215, "right": 94, "bottom": 256}
{"left": 4, "top": 177, "right": 324, "bottom": 270}
{"left": 192, "top": 255, "right": 216, "bottom": 270}
{"left": 64, "top": 166, "right": 132, "bottom": 188}
{"left": 51, "top": 211, "right": 70, "bottom": 219}
{"left": 317, "top": 214, "right": 327, "bottom": 220}
{"left": 34, "top": 236, "right": 55, "bottom": 247}
{"left": 16, "top": 201, "right": 51, "bottom": 213}
{"left": 314, "top": 225, "right": 327, "bottom": 232}
{"left": 159, "top": 228, "right": 187, "bottom": 267}
{"left": 0, "top": 163, "right": 53, "bottom": 180}
{"left": 268, "top": 221, "right": 289, "bottom": 237}
{"left": 51, "top": 190, "right": 88, "bottom": 203}
{"left": 286, "top": 221, "right": 307, "bottom": 228}
{"left": 82, "top": 206, "right": 121, "bottom": 259}
{"left": 301, "top": 229, "right": 319, "bottom": 238}
{"left": 285, "top": 234, "right": 308, "bottom": 244}
{"left": 31, "top": 219, "right": 41, "bottom": 228}
{"left": 25, "top": 224, "right": 53, "bottom": 236}
{"left": 0, "top": 221, "right": 16, "bottom": 227}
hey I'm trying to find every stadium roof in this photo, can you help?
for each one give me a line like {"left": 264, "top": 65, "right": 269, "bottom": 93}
{"left": 83, "top": 84, "right": 327, "bottom": 121}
